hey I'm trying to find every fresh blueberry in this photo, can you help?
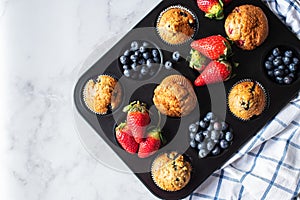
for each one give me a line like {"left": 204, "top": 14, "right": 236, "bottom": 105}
{"left": 140, "top": 66, "right": 149, "bottom": 75}
{"left": 124, "top": 49, "right": 132, "bottom": 57}
{"left": 123, "top": 69, "right": 131, "bottom": 77}
{"left": 199, "top": 120, "right": 208, "bottom": 129}
{"left": 131, "top": 63, "right": 141, "bottom": 72}
{"left": 275, "top": 76, "right": 283, "bottom": 84}
{"left": 284, "top": 50, "right": 293, "bottom": 58}
{"left": 139, "top": 46, "right": 146, "bottom": 53}
{"left": 273, "top": 57, "right": 282, "bottom": 67}
{"left": 274, "top": 69, "right": 284, "bottom": 77}
{"left": 134, "top": 51, "right": 141, "bottom": 57}
{"left": 221, "top": 122, "right": 228, "bottom": 131}
{"left": 190, "top": 140, "right": 197, "bottom": 148}
{"left": 203, "top": 117, "right": 210, "bottom": 122}
{"left": 283, "top": 76, "right": 293, "bottom": 84}
{"left": 190, "top": 132, "right": 196, "bottom": 140}
{"left": 267, "top": 70, "right": 274, "bottom": 77}
{"left": 172, "top": 51, "right": 181, "bottom": 62}
{"left": 197, "top": 142, "right": 206, "bottom": 150}
{"left": 120, "top": 55, "right": 130, "bottom": 65}
{"left": 211, "top": 146, "right": 221, "bottom": 156}
{"left": 220, "top": 139, "right": 229, "bottom": 149}
{"left": 293, "top": 57, "right": 299, "bottom": 65}
{"left": 198, "top": 149, "right": 209, "bottom": 158}
{"left": 213, "top": 122, "right": 222, "bottom": 131}
{"left": 123, "top": 65, "right": 130, "bottom": 70}
{"left": 225, "top": 131, "right": 233, "bottom": 142}
{"left": 207, "top": 141, "right": 215, "bottom": 151}
{"left": 211, "top": 130, "right": 220, "bottom": 140}
{"left": 146, "top": 59, "right": 154, "bottom": 68}
{"left": 268, "top": 55, "right": 275, "bottom": 61}
{"left": 283, "top": 56, "right": 291, "bottom": 65}
{"left": 265, "top": 61, "right": 273, "bottom": 70}
{"left": 284, "top": 69, "right": 290, "bottom": 75}
{"left": 202, "top": 130, "right": 211, "bottom": 138}
{"left": 272, "top": 47, "right": 281, "bottom": 57}
{"left": 195, "top": 132, "right": 204, "bottom": 142}
{"left": 165, "top": 61, "right": 173, "bottom": 70}
{"left": 152, "top": 49, "right": 159, "bottom": 58}
{"left": 142, "top": 52, "right": 151, "bottom": 60}
{"left": 278, "top": 65, "right": 286, "bottom": 70}
{"left": 138, "top": 58, "right": 146, "bottom": 65}
{"left": 206, "top": 112, "right": 216, "bottom": 121}
{"left": 288, "top": 63, "right": 298, "bottom": 72}
{"left": 289, "top": 73, "right": 295, "bottom": 79}
{"left": 130, "top": 41, "right": 139, "bottom": 51}
{"left": 130, "top": 55, "right": 138, "bottom": 62}
{"left": 189, "top": 123, "right": 198, "bottom": 133}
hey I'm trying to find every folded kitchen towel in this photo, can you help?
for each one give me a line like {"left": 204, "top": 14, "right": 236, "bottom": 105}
{"left": 189, "top": 0, "right": 300, "bottom": 199}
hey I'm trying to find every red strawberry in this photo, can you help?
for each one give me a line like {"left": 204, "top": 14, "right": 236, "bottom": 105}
{"left": 123, "top": 101, "right": 150, "bottom": 143}
{"left": 197, "top": 0, "right": 224, "bottom": 20}
{"left": 194, "top": 60, "right": 232, "bottom": 86}
{"left": 191, "top": 35, "right": 232, "bottom": 60}
{"left": 138, "top": 128, "right": 162, "bottom": 158}
{"left": 115, "top": 122, "right": 139, "bottom": 154}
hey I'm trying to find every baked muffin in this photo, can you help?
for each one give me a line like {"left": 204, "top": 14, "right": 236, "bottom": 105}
{"left": 151, "top": 151, "right": 192, "bottom": 192}
{"left": 156, "top": 6, "right": 196, "bottom": 45}
{"left": 225, "top": 5, "right": 269, "bottom": 50}
{"left": 83, "top": 75, "right": 122, "bottom": 114}
{"left": 228, "top": 80, "right": 266, "bottom": 120}
{"left": 153, "top": 75, "right": 197, "bottom": 117}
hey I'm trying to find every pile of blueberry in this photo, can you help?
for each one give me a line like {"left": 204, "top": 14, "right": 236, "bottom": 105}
{"left": 119, "top": 41, "right": 161, "bottom": 80}
{"left": 188, "top": 112, "right": 234, "bottom": 158}
{"left": 264, "top": 47, "right": 299, "bottom": 85}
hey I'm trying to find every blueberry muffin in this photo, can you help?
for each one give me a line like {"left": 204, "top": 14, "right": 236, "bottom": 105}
{"left": 153, "top": 75, "right": 197, "bottom": 117}
{"left": 151, "top": 151, "right": 192, "bottom": 192}
{"left": 157, "top": 6, "right": 196, "bottom": 45}
{"left": 83, "top": 75, "right": 122, "bottom": 114}
{"left": 225, "top": 5, "right": 269, "bottom": 50}
{"left": 228, "top": 80, "right": 266, "bottom": 120}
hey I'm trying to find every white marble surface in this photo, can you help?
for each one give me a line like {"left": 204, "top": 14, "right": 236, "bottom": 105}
{"left": 0, "top": 0, "right": 169, "bottom": 199}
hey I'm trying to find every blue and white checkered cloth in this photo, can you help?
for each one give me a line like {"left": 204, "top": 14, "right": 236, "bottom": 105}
{"left": 189, "top": 0, "right": 300, "bottom": 199}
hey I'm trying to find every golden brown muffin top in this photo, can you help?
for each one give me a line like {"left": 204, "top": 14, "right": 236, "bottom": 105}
{"left": 228, "top": 81, "right": 266, "bottom": 120}
{"left": 151, "top": 152, "right": 192, "bottom": 192}
{"left": 157, "top": 7, "right": 196, "bottom": 44}
{"left": 153, "top": 75, "right": 197, "bottom": 117}
{"left": 83, "top": 75, "right": 122, "bottom": 114}
{"left": 225, "top": 4, "right": 269, "bottom": 50}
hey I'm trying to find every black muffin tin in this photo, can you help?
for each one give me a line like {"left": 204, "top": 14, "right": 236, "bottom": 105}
{"left": 73, "top": 0, "right": 300, "bottom": 199}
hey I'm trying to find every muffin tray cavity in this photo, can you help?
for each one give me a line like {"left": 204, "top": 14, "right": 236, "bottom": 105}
{"left": 73, "top": 0, "right": 300, "bottom": 199}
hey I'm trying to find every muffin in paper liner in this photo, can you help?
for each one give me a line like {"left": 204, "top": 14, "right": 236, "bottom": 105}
{"left": 156, "top": 5, "right": 198, "bottom": 45}
{"left": 83, "top": 74, "right": 122, "bottom": 115}
{"left": 224, "top": 4, "right": 269, "bottom": 50}
{"left": 227, "top": 79, "right": 268, "bottom": 121}
{"left": 153, "top": 75, "right": 197, "bottom": 117}
{"left": 151, "top": 151, "right": 192, "bottom": 192}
